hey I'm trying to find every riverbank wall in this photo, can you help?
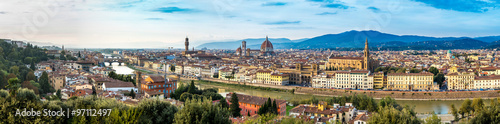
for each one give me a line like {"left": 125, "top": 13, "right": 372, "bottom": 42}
{"left": 198, "top": 78, "right": 500, "bottom": 100}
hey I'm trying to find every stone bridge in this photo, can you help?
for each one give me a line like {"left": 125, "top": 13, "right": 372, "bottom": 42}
{"left": 100, "top": 56, "right": 128, "bottom": 66}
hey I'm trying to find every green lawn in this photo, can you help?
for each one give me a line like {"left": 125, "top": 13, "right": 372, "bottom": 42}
{"left": 286, "top": 105, "right": 295, "bottom": 116}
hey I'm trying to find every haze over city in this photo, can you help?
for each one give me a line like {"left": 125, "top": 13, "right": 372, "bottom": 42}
{"left": 1, "top": 0, "right": 500, "bottom": 48}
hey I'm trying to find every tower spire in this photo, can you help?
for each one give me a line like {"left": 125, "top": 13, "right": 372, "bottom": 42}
{"left": 364, "top": 38, "right": 370, "bottom": 71}
{"left": 365, "top": 38, "right": 368, "bottom": 47}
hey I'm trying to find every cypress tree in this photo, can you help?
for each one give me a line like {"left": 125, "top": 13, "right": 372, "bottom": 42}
{"left": 219, "top": 97, "right": 229, "bottom": 108}
{"left": 229, "top": 93, "right": 241, "bottom": 117}
{"left": 30, "top": 62, "right": 36, "bottom": 71}
{"left": 272, "top": 100, "right": 277, "bottom": 114}
{"left": 188, "top": 80, "right": 196, "bottom": 94}
{"left": 130, "top": 89, "right": 136, "bottom": 99}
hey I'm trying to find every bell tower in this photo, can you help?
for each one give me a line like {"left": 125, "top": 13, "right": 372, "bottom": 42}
{"left": 242, "top": 41, "right": 247, "bottom": 56}
{"left": 363, "top": 38, "right": 370, "bottom": 70}
{"left": 185, "top": 36, "right": 189, "bottom": 51}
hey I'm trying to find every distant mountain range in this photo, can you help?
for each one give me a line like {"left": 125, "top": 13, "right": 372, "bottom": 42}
{"left": 197, "top": 38, "right": 309, "bottom": 49}
{"left": 197, "top": 30, "right": 500, "bottom": 50}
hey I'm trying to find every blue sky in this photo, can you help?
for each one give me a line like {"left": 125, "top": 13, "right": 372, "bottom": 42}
{"left": 0, "top": 0, "right": 499, "bottom": 48}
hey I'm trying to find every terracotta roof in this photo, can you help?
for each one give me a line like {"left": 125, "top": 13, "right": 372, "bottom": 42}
{"left": 149, "top": 75, "right": 165, "bottom": 82}
{"left": 475, "top": 75, "right": 500, "bottom": 80}
{"left": 329, "top": 56, "right": 364, "bottom": 60}
{"left": 226, "top": 93, "right": 285, "bottom": 106}
{"left": 480, "top": 67, "right": 498, "bottom": 71}
{"left": 104, "top": 80, "right": 135, "bottom": 88}
{"left": 335, "top": 70, "right": 370, "bottom": 74}
{"left": 349, "top": 114, "right": 370, "bottom": 124}
{"left": 387, "top": 72, "right": 433, "bottom": 76}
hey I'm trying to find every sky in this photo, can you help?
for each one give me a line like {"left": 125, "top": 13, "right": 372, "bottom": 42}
{"left": 0, "top": 0, "right": 499, "bottom": 48}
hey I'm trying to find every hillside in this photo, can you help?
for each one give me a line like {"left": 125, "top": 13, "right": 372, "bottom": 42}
{"left": 290, "top": 30, "right": 469, "bottom": 49}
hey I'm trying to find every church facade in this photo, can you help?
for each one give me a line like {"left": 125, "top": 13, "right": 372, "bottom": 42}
{"left": 326, "top": 38, "right": 377, "bottom": 71}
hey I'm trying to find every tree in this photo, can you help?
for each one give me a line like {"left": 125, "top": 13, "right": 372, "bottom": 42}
{"left": 129, "top": 89, "right": 136, "bottom": 99}
{"left": 424, "top": 113, "right": 441, "bottom": 124}
{"left": 170, "top": 65, "right": 175, "bottom": 72}
{"left": 188, "top": 80, "right": 196, "bottom": 94}
{"left": 25, "top": 71, "right": 36, "bottom": 81}
{"left": 471, "top": 98, "right": 484, "bottom": 114}
{"left": 39, "top": 71, "right": 52, "bottom": 94}
{"left": 272, "top": 100, "right": 277, "bottom": 114}
{"left": 368, "top": 106, "right": 420, "bottom": 124}
{"left": 9, "top": 66, "right": 19, "bottom": 76}
{"left": 23, "top": 57, "right": 33, "bottom": 64}
{"left": 243, "top": 113, "right": 277, "bottom": 124}
{"left": 30, "top": 62, "right": 36, "bottom": 71}
{"left": 428, "top": 67, "right": 439, "bottom": 75}
{"left": 469, "top": 100, "right": 500, "bottom": 124}
{"left": 6, "top": 78, "right": 20, "bottom": 97}
{"left": 409, "top": 68, "right": 421, "bottom": 73}
{"left": 229, "top": 93, "right": 242, "bottom": 117}
{"left": 108, "top": 71, "right": 117, "bottom": 79}
{"left": 56, "top": 89, "right": 61, "bottom": 99}
{"left": 396, "top": 68, "right": 406, "bottom": 73}
{"left": 137, "top": 98, "right": 178, "bottom": 124}
{"left": 174, "top": 98, "right": 231, "bottom": 124}
{"left": 459, "top": 99, "right": 472, "bottom": 118}
{"left": 21, "top": 81, "right": 39, "bottom": 94}
{"left": 279, "top": 117, "right": 315, "bottom": 124}
{"left": 450, "top": 104, "right": 459, "bottom": 121}
{"left": 219, "top": 97, "right": 229, "bottom": 108}
{"left": 92, "top": 86, "right": 96, "bottom": 96}
{"left": 434, "top": 73, "right": 445, "bottom": 86}
{"left": 258, "top": 98, "right": 270, "bottom": 115}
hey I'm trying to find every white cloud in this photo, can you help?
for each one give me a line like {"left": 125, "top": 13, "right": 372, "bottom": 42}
{"left": 0, "top": 0, "right": 498, "bottom": 48}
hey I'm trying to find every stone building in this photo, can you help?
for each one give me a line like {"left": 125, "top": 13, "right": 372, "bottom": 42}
{"left": 326, "top": 38, "right": 377, "bottom": 71}
{"left": 387, "top": 72, "right": 434, "bottom": 90}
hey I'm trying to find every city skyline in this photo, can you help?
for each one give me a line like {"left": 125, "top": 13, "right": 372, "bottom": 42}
{"left": 0, "top": 0, "right": 499, "bottom": 48}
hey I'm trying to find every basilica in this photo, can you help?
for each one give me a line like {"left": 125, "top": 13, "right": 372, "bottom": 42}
{"left": 325, "top": 38, "right": 378, "bottom": 71}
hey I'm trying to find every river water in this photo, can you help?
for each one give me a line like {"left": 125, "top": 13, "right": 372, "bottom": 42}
{"left": 102, "top": 53, "right": 135, "bottom": 75}
{"left": 105, "top": 62, "right": 134, "bottom": 75}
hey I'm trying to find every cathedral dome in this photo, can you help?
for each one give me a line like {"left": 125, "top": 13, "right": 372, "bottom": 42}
{"left": 236, "top": 47, "right": 242, "bottom": 52}
{"left": 260, "top": 36, "right": 273, "bottom": 51}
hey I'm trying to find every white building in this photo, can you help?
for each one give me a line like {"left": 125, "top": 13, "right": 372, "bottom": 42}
{"left": 474, "top": 75, "right": 500, "bottom": 90}
{"left": 335, "top": 70, "right": 372, "bottom": 90}
{"left": 102, "top": 80, "right": 137, "bottom": 92}
{"left": 312, "top": 74, "right": 336, "bottom": 88}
